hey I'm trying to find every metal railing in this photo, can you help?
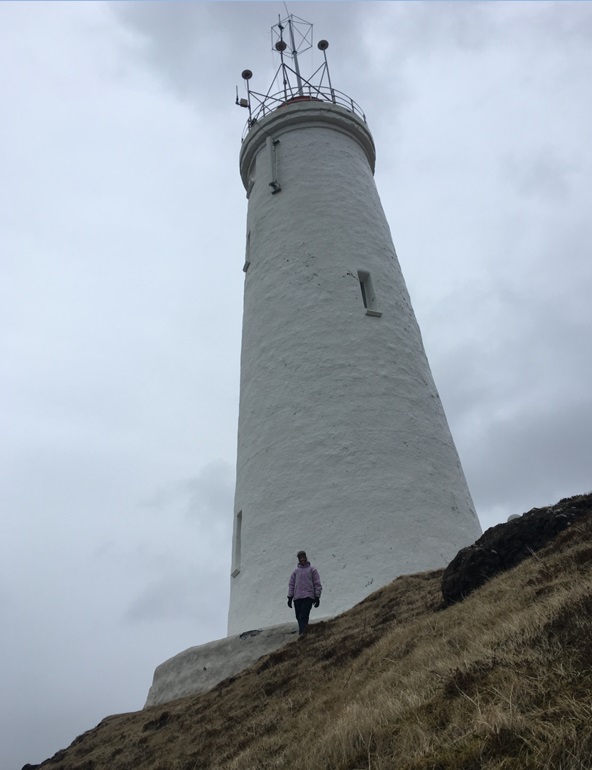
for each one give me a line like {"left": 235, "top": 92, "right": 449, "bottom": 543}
{"left": 242, "top": 86, "right": 367, "bottom": 141}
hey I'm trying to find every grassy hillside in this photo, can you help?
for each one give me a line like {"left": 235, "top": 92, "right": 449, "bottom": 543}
{"left": 28, "top": 496, "right": 592, "bottom": 770}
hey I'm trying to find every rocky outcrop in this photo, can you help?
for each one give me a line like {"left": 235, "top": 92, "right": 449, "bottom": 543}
{"left": 442, "top": 492, "right": 592, "bottom": 604}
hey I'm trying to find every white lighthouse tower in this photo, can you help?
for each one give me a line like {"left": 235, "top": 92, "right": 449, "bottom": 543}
{"left": 228, "top": 16, "right": 482, "bottom": 635}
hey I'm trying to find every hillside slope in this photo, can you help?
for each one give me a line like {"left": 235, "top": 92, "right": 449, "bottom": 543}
{"left": 26, "top": 494, "right": 592, "bottom": 770}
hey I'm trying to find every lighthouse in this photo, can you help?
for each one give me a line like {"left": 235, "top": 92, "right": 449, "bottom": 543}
{"left": 144, "top": 15, "right": 485, "bottom": 707}
{"left": 228, "top": 16, "right": 482, "bottom": 635}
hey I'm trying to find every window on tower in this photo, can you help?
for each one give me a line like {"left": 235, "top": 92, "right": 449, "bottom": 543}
{"left": 243, "top": 231, "right": 251, "bottom": 273}
{"left": 246, "top": 156, "right": 256, "bottom": 199}
{"left": 231, "top": 510, "right": 243, "bottom": 577}
{"left": 358, "top": 271, "right": 382, "bottom": 317}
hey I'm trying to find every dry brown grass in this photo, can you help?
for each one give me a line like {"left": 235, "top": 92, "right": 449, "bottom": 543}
{"left": 31, "top": 497, "right": 592, "bottom": 770}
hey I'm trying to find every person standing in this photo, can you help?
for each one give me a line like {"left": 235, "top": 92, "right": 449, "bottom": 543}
{"left": 287, "top": 550, "right": 322, "bottom": 635}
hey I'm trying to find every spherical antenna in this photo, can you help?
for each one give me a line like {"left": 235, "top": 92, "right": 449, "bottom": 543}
{"left": 241, "top": 69, "right": 253, "bottom": 81}
{"left": 275, "top": 41, "right": 287, "bottom": 52}
{"left": 317, "top": 40, "right": 329, "bottom": 51}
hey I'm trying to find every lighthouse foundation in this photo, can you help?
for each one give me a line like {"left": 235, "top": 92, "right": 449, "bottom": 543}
{"left": 144, "top": 623, "right": 301, "bottom": 708}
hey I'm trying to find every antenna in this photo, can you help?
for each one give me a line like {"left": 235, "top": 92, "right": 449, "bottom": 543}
{"left": 317, "top": 39, "right": 333, "bottom": 100}
{"left": 235, "top": 14, "right": 367, "bottom": 136}
{"left": 287, "top": 15, "right": 304, "bottom": 96}
{"left": 240, "top": 69, "right": 253, "bottom": 123}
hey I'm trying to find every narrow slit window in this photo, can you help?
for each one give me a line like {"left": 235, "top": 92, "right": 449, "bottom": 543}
{"left": 359, "top": 277, "right": 368, "bottom": 308}
{"left": 358, "top": 271, "right": 382, "bottom": 317}
{"left": 231, "top": 510, "right": 242, "bottom": 577}
{"left": 243, "top": 231, "right": 251, "bottom": 273}
{"left": 246, "top": 156, "right": 256, "bottom": 198}
{"left": 267, "top": 136, "right": 281, "bottom": 194}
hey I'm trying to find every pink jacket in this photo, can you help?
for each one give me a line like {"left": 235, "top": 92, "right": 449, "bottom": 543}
{"left": 288, "top": 562, "right": 322, "bottom": 600}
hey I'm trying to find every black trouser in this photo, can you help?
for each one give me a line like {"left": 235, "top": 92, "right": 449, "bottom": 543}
{"left": 294, "top": 598, "right": 314, "bottom": 635}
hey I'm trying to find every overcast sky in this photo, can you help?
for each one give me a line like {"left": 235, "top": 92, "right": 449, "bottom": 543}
{"left": 1, "top": 2, "right": 591, "bottom": 767}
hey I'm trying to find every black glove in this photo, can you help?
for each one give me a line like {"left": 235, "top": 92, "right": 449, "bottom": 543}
{"left": 313, "top": 597, "right": 320, "bottom": 608}
{"left": 287, "top": 597, "right": 293, "bottom": 608}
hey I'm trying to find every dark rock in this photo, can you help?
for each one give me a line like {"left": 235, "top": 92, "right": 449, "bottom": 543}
{"left": 239, "top": 629, "right": 262, "bottom": 640}
{"left": 442, "top": 492, "right": 592, "bottom": 604}
{"left": 142, "top": 710, "right": 173, "bottom": 732}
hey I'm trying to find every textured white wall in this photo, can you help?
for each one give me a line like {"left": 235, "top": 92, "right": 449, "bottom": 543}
{"left": 228, "top": 102, "right": 481, "bottom": 635}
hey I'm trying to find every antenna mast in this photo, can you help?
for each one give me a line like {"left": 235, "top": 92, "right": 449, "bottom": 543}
{"left": 235, "top": 13, "right": 368, "bottom": 135}
{"left": 286, "top": 16, "right": 304, "bottom": 96}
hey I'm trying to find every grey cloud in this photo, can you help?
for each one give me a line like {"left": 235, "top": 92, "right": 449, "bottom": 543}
{"left": 124, "top": 569, "right": 225, "bottom": 623}
{"left": 463, "top": 392, "right": 592, "bottom": 533}
{"left": 369, "top": 2, "right": 592, "bottom": 57}
{"left": 111, "top": 3, "right": 227, "bottom": 98}
{"left": 435, "top": 280, "right": 592, "bottom": 525}
{"left": 185, "top": 461, "right": 235, "bottom": 520}
{"left": 142, "top": 461, "right": 235, "bottom": 523}
{"left": 123, "top": 462, "right": 234, "bottom": 624}
{"left": 501, "top": 148, "right": 579, "bottom": 201}
{"left": 520, "top": 2, "right": 592, "bottom": 44}
{"left": 111, "top": 2, "right": 373, "bottom": 106}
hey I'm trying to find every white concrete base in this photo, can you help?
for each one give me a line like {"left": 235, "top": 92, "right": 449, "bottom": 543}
{"left": 144, "top": 623, "right": 301, "bottom": 708}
